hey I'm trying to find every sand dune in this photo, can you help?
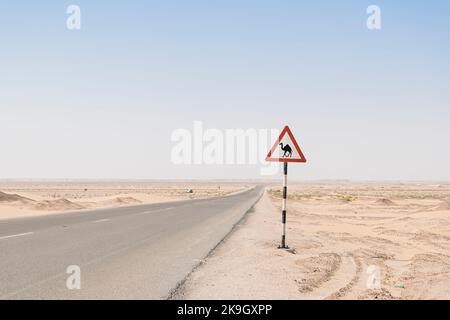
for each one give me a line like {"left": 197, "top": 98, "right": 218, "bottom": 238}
{"left": 32, "top": 198, "right": 85, "bottom": 211}
{"left": 0, "top": 191, "right": 34, "bottom": 205}
{"left": 375, "top": 198, "right": 397, "bottom": 206}
{"left": 105, "top": 197, "right": 142, "bottom": 205}
{"left": 0, "top": 191, "right": 84, "bottom": 211}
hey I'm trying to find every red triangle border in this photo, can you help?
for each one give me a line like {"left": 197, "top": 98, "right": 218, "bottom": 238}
{"left": 265, "top": 126, "right": 307, "bottom": 163}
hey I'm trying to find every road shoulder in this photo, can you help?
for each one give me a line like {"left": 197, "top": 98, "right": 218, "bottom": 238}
{"left": 172, "top": 189, "right": 308, "bottom": 299}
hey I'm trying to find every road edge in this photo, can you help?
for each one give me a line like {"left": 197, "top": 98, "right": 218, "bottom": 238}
{"left": 166, "top": 187, "right": 265, "bottom": 300}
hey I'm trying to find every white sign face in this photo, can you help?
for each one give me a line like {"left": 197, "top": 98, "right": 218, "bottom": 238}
{"left": 266, "top": 126, "right": 306, "bottom": 163}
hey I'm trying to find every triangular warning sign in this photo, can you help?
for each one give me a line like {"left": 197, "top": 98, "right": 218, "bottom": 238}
{"left": 266, "top": 126, "right": 307, "bottom": 163}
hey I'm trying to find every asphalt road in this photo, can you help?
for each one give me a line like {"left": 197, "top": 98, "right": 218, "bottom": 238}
{"left": 0, "top": 186, "right": 263, "bottom": 299}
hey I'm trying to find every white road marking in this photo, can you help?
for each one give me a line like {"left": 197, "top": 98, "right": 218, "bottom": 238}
{"left": 92, "top": 219, "right": 110, "bottom": 223}
{"left": 0, "top": 232, "right": 34, "bottom": 241}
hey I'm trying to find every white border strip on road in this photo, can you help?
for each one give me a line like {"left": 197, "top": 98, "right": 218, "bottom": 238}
{"left": 0, "top": 232, "right": 34, "bottom": 241}
{"left": 92, "top": 218, "right": 110, "bottom": 223}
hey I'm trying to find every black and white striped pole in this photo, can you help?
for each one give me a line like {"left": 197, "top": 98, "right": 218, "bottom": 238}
{"left": 280, "top": 162, "right": 288, "bottom": 249}
{"left": 265, "top": 126, "right": 307, "bottom": 250}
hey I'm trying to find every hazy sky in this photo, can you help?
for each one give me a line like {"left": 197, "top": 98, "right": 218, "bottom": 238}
{"left": 1, "top": 1, "right": 449, "bottom": 180}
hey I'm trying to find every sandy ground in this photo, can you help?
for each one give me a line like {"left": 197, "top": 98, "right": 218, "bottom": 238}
{"left": 176, "top": 182, "right": 450, "bottom": 300}
{"left": 0, "top": 180, "right": 251, "bottom": 220}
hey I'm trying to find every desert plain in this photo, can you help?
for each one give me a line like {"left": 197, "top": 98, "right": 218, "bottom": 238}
{"left": 176, "top": 182, "right": 450, "bottom": 300}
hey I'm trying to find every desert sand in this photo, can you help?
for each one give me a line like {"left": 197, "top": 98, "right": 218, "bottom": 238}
{"left": 0, "top": 180, "right": 251, "bottom": 220}
{"left": 176, "top": 182, "right": 450, "bottom": 300}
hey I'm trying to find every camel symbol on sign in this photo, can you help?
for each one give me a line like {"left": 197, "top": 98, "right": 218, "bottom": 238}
{"left": 279, "top": 143, "right": 292, "bottom": 158}
{"left": 265, "top": 126, "right": 306, "bottom": 163}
